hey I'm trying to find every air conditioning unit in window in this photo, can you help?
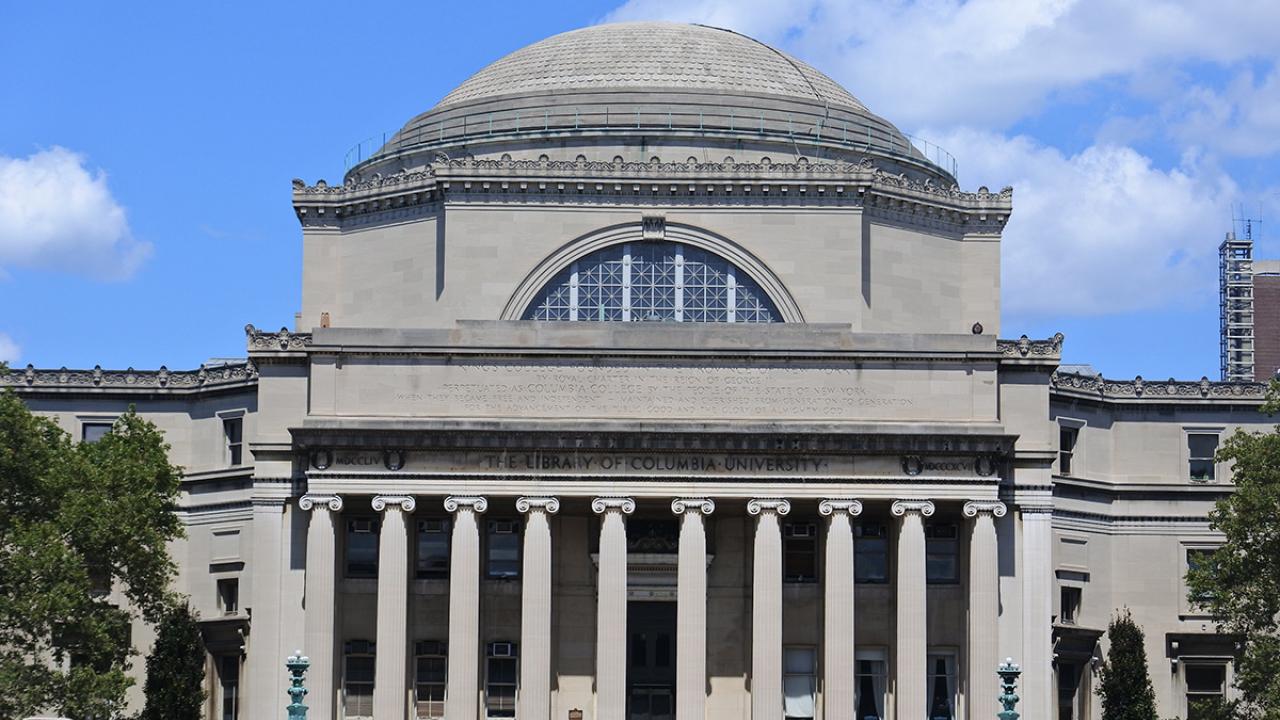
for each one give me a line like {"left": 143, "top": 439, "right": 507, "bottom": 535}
{"left": 488, "top": 642, "right": 518, "bottom": 657}
{"left": 491, "top": 520, "right": 517, "bottom": 534}
{"left": 785, "top": 523, "right": 816, "bottom": 538}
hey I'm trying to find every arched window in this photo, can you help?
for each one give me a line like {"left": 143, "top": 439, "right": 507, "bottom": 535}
{"left": 523, "top": 242, "right": 781, "bottom": 323}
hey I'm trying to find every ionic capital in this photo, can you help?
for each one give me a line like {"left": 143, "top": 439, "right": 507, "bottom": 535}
{"left": 444, "top": 496, "right": 488, "bottom": 514}
{"left": 819, "top": 499, "right": 864, "bottom": 517}
{"left": 371, "top": 495, "right": 417, "bottom": 513}
{"left": 591, "top": 496, "right": 636, "bottom": 515}
{"left": 299, "top": 494, "right": 343, "bottom": 512}
{"left": 671, "top": 498, "right": 716, "bottom": 516}
{"left": 963, "top": 500, "right": 1008, "bottom": 518}
{"left": 891, "top": 499, "right": 936, "bottom": 517}
{"left": 516, "top": 496, "right": 561, "bottom": 514}
{"left": 747, "top": 498, "right": 791, "bottom": 516}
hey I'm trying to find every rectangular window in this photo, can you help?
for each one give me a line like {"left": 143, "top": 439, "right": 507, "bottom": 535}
{"left": 414, "top": 641, "right": 446, "bottom": 720}
{"left": 927, "top": 653, "right": 957, "bottom": 720}
{"left": 344, "top": 641, "right": 375, "bottom": 719}
{"left": 416, "top": 519, "right": 450, "bottom": 579}
{"left": 1186, "top": 664, "right": 1227, "bottom": 720}
{"left": 783, "top": 646, "right": 817, "bottom": 720}
{"left": 925, "top": 524, "right": 959, "bottom": 583}
{"left": 485, "top": 642, "right": 518, "bottom": 718}
{"left": 855, "top": 650, "right": 888, "bottom": 720}
{"left": 1060, "top": 586, "right": 1081, "bottom": 625}
{"left": 81, "top": 421, "right": 113, "bottom": 443}
{"left": 1060, "top": 425, "right": 1078, "bottom": 476}
{"left": 219, "top": 654, "right": 240, "bottom": 720}
{"left": 486, "top": 520, "right": 520, "bottom": 579}
{"left": 217, "top": 578, "right": 239, "bottom": 615}
{"left": 855, "top": 524, "right": 888, "bottom": 584}
{"left": 1058, "top": 662, "right": 1082, "bottom": 720}
{"left": 783, "top": 523, "right": 818, "bottom": 583}
{"left": 346, "top": 518, "right": 380, "bottom": 579}
{"left": 223, "top": 417, "right": 244, "bottom": 466}
{"left": 1187, "top": 548, "right": 1217, "bottom": 604}
{"left": 1189, "top": 433, "right": 1220, "bottom": 481}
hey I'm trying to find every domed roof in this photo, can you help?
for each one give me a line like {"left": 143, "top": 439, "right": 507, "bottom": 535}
{"left": 437, "top": 22, "right": 867, "bottom": 112}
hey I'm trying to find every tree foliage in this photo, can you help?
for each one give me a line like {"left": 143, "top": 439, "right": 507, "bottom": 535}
{"left": 1097, "top": 610, "right": 1159, "bottom": 720}
{"left": 139, "top": 604, "right": 206, "bottom": 720}
{"left": 0, "top": 391, "right": 184, "bottom": 719}
{"left": 1185, "top": 379, "right": 1280, "bottom": 720}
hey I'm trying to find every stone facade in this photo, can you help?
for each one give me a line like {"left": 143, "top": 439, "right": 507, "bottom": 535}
{"left": 6, "top": 21, "right": 1273, "bottom": 720}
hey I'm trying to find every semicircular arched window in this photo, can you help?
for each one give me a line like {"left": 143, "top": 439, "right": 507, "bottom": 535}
{"left": 524, "top": 241, "right": 781, "bottom": 323}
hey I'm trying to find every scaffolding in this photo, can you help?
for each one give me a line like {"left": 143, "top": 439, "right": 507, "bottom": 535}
{"left": 1219, "top": 227, "right": 1255, "bottom": 381}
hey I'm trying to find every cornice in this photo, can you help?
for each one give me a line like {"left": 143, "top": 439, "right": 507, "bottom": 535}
{"left": 1, "top": 361, "right": 257, "bottom": 396}
{"left": 246, "top": 325, "right": 313, "bottom": 356}
{"left": 1051, "top": 370, "right": 1268, "bottom": 404}
{"left": 997, "top": 333, "right": 1064, "bottom": 365}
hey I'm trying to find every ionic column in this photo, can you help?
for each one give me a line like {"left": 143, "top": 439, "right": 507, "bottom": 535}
{"left": 372, "top": 495, "right": 415, "bottom": 720}
{"left": 964, "top": 501, "right": 1006, "bottom": 720}
{"left": 748, "top": 498, "right": 790, "bottom": 720}
{"left": 819, "top": 499, "right": 863, "bottom": 720}
{"left": 1022, "top": 503, "right": 1055, "bottom": 720}
{"left": 445, "top": 496, "right": 488, "bottom": 720}
{"left": 517, "top": 497, "right": 560, "bottom": 720}
{"left": 892, "top": 500, "right": 934, "bottom": 720}
{"left": 301, "top": 494, "right": 343, "bottom": 720}
{"left": 593, "top": 497, "right": 635, "bottom": 720}
{"left": 672, "top": 498, "right": 716, "bottom": 720}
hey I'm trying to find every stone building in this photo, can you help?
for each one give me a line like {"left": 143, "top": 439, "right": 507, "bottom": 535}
{"left": 5, "top": 21, "right": 1271, "bottom": 720}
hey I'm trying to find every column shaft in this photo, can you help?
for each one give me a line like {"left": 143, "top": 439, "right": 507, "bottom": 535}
{"left": 820, "top": 500, "right": 862, "bottom": 720}
{"left": 673, "top": 499, "right": 715, "bottom": 720}
{"left": 247, "top": 501, "right": 284, "bottom": 720}
{"left": 893, "top": 500, "right": 933, "bottom": 720}
{"left": 445, "top": 497, "right": 488, "bottom": 720}
{"left": 518, "top": 497, "right": 559, "bottom": 720}
{"left": 593, "top": 497, "right": 634, "bottom": 720}
{"left": 373, "top": 496, "right": 414, "bottom": 720}
{"left": 964, "top": 502, "right": 1005, "bottom": 720}
{"left": 302, "top": 495, "right": 342, "bottom": 720}
{"left": 749, "top": 499, "right": 789, "bottom": 720}
{"left": 1022, "top": 506, "right": 1054, "bottom": 720}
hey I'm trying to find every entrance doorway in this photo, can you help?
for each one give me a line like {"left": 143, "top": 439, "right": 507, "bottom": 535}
{"left": 628, "top": 601, "right": 676, "bottom": 720}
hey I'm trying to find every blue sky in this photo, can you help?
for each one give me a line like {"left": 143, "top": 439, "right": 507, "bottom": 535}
{"left": 3, "top": 0, "right": 1278, "bottom": 380}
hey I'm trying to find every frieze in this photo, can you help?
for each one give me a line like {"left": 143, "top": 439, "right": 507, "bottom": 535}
{"left": 245, "top": 324, "right": 312, "bottom": 353}
{"left": 997, "top": 333, "right": 1064, "bottom": 360}
{"left": 1051, "top": 370, "right": 1268, "bottom": 402}
{"left": 1, "top": 361, "right": 257, "bottom": 393}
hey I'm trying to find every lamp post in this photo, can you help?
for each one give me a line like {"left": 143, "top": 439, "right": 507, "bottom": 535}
{"left": 997, "top": 658, "right": 1022, "bottom": 720}
{"left": 286, "top": 650, "right": 310, "bottom": 719}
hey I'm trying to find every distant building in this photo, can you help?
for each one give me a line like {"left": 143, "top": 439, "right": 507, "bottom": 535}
{"left": 1254, "top": 260, "right": 1280, "bottom": 381}
{"left": 1219, "top": 230, "right": 1280, "bottom": 381}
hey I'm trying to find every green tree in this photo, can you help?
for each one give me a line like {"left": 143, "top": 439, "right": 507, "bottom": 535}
{"left": 0, "top": 391, "right": 184, "bottom": 719}
{"left": 1185, "top": 380, "right": 1280, "bottom": 720}
{"left": 1097, "top": 610, "right": 1159, "bottom": 720}
{"left": 139, "top": 603, "right": 206, "bottom": 720}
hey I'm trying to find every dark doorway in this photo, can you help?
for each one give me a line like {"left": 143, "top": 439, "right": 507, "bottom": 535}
{"left": 628, "top": 601, "right": 676, "bottom": 720}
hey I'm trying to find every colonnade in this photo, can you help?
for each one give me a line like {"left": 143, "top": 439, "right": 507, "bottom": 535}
{"left": 294, "top": 493, "right": 1007, "bottom": 720}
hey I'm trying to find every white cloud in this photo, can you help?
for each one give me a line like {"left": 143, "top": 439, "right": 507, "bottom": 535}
{"left": 931, "top": 128, "right": 1237, "bottom": 318}
{"left": 0, "top": 333, "right": 19, "bottom": 364}
{"left": 0, "top": 147, "right": 150, "bottom": 280}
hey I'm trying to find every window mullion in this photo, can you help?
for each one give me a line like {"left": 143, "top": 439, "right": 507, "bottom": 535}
{"left": 675, "top": 244, "right": 685, "bottom": 322}
{"left": 569, "top": 261, "right": 579, "bottom": 322}
{"left": 727, "top": 265, "right": 737, "bottom": 323}
{"left": 622, "top": 244, "right": 632, "bottom": 322}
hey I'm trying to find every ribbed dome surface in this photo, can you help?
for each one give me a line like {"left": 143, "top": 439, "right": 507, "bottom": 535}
{"left": 437, "top": 22, "right": 867, "bottom": 111}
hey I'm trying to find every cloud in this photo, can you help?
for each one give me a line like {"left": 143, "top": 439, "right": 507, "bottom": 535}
{"left": 0, "top": 333, "right": 18, "bottom": 364}
{"left": 931, "top": 128, "right": 1237, "bottom": 319}
{"left": 0, "top": 147, "right": 150, "bottom": 280}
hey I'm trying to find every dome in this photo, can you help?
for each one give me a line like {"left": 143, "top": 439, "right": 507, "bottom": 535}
{"left": 436, "top": 22, "right": 867, "bottom": 112}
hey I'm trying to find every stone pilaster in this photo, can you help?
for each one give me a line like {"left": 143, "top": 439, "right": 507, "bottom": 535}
{"left": 247, "top": 500, "right": 285, "bottom": 720}
{"left": 671, "top": 498, "right": 716, "bottom": 720}
{"left": 1022, "top": 503, "right": 1055, "bottom": 720}
{"left": 444, "top": 496, "right": 488, "bottom": 720}
{"left": 964, "top": 501, "right": 1007, "bottom": 720}
{"left": 592, "top": 497, "right": 635, "bottom": 720}
{"left": 372, "top": 495, "right": 415, "bottom": 720}
{"left": 892, "top": 499, "right": 934, "bottom": 720}
{"left": 819, "top": 499, "right": 863, "bottom": 720}
{"left": 300, "top": 494, "right": 343, "bottom": 720}
{"left": 517, "top": 497, "right": 560, "bottom": 720}
{"left": 747, "top": 498, "right": 790, "bottom": 720}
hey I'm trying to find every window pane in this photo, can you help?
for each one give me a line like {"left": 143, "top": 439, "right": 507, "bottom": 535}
{"left": 347, "top": 656, "right": 375, "bottom": 683}
{"left": 1188, "top": 434, "right": 1219, "bottom": 458}
{"left": 785, "top": 536, "right": 817, "bottom": 582}
{"left": 856, "top": 539, "right": 888, "bottom": 583}
{"left": 785, "top": 647, "right": 816, "bottom": 673}
{"left": 926, "top": 534, "right": 958, "bottom": 583}
{"left": 417, "top": 526, "right": 450, "bottom": 579}
{"left": 1186, "top": 665, "right": 1225, "bottom": 693}
{"left": 488, "top": 656, "right": 517, "bottom": 684}
{"left": 487, "top": 527, "right": 520, "bottom": 578}
{"left": 82, "top": 422, "right": 112, "bottom": 443}
{"left": 347, "top": 522, "right": 379, "bottom": 578}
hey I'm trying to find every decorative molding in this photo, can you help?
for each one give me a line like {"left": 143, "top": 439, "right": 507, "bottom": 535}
{"left": 2, "top": 361, "right": 257, "bottom": 393}
{"left": 591, "top": 496, "right": 636, "bottom": 514}
{"left": 299, "top": 494, "right": 343, "bottom": 512}
{"left": 1051, "top": 370, "right": 1268, "bottom": 402}
{"left": 891, "top": 499, "right": 936, "bottom": 517}
{"left": 818, "top": 499, "right": 864, "bottom": 516}
{"left": 746, "top": 498, "right": 792, "bottom": 516}
{"left": 963, "top": 500, "right": 1008, "bottom": 518}
{"left": 670, "top": 498, "right": 716, "bottom": 515}
{"left": 998, "top": 333, "right": 1064, "bottom": 360}
{"left": 443, "top": 496, "right": 488, "bottom": 514}
{"left": 516, "top": 496, "right": 561, "bottom": 514}
{"left": 245, "top": 324, "right": 313, "bottom": 352}
{"left": 371, "top": 495, "right": 417, "bottom": 513}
